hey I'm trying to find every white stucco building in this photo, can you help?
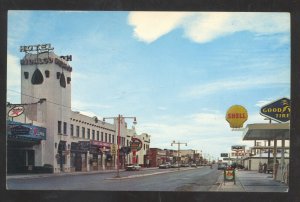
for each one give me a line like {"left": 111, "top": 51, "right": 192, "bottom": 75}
{"left": 7, "top": 45, "right": 150, "bottom": 174}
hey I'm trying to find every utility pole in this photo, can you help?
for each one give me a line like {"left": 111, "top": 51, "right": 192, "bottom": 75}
{"left": 171, "top": 140, "right": 187, "bottom": 171}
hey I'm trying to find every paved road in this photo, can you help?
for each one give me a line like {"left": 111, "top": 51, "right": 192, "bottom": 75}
{"left": 7, "top": 166, "right": 221, "bottom": 191}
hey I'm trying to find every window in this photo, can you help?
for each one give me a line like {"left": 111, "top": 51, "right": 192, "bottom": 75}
{"left": 144, "top": 144, "right": 145, "bottom": 150}
{"left": 58, "top": 121, "right": 62, "bottom": 134}
{"left": 76, "top": 126, "right": 80, "bottom": 137}
{"left": 101, "top": 132, "right": 103, "bottom": 141}
{"left": 127, "top": 140, "right": 129, "bottom": 146}
{"left": 97, "top": 131, "right": 99, "bottom": 141}
{"left": 109, "top": 134, "right": 111, "bottom": 143}
{"left": 92, "top": 130, "right": 95, "bottom": 140}
{"left": 112, "top": 135, "right": 115, "bottom": 144}
{"left": 82, "top": 127, "right": 85, "bottom": 138}
{"left": 105, "top": 133, "right": 107, "bottom": 142}
{"left": 70, "top": 124, "right": 74, "bottom": 136}
{"left": 63, "top": 122, "right": 67, "bottom": 135}
{"left": 31, "top": 68, "right": 44, "bottom": 85}
{"left": 87, "top": 129, "right": 90, "bottom": 139}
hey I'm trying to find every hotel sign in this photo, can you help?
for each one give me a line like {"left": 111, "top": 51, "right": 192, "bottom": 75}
{"left": 260, "top": 97, "right": 290, "bottom": 123}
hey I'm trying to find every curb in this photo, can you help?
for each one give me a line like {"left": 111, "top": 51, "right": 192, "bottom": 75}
{"left": 105, "top": 167, "right": 200, "bottom": 180}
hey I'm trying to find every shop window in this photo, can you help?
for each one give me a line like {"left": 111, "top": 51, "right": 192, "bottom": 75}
{"left": 58, "top": 121, "right": 62, "bottom": 134}
{"left": 87, "top": 128, "right": 90, "bottom": 139}
{"left": 76, "top": 126, "right": 80, "bottom": 137}
{"left": 70, "top": 124, "right": 74, "bottom": 136}
{"left": 82, "top": 127, "right": 85, "bottom": 138}
{"left": 63, "top": 122, "right": 67, "bottom": 135}
{"left": 31, "top": 68, "right": 44, "bottom": 85}
{"left": 45, "top": 70, "right": 50, "bottom": 78}
{"left": 24, "top": 72, "right": 29, "bottom": 79}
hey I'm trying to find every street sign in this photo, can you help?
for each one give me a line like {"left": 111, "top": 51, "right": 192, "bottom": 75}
{"left": 260, "top": 97, "right": 290, "bottom": 123}
{"left": 221, "top": 153, "right": 229, "bottom": 157}
{"left": 111, "top": 144, "right": 117, "bottom": 155}
{"left": 231, "top": 145, "right": 244, "bottom": 150}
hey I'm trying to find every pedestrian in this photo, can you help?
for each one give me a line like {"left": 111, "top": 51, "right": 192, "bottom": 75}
{"left": 263, "top": 163, "right": 267, "bottom": 173}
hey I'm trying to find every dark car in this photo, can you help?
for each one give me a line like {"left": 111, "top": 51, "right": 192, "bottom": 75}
{"left": 126, "top": 164, "right": 141, "bottom": 171}
{"left": 217, "top": 163, "right": 227, "bottom": 170}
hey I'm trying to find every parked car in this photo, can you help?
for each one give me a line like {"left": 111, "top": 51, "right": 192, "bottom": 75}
{"left": 159, "top": 164, "right": 170, "bottom": 169}
{"left": 171, "top": 164, "right": 180, "bottom": 168}
{"left": 191, "top": 163, "right": 197, "bottom": 167}
{"left": 126, "top": 164, "right": 141, "bottom": 171}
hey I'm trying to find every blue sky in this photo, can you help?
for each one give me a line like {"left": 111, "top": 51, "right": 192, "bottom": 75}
{"left": 7, "top": 11, "right": 290, "bottom": 159}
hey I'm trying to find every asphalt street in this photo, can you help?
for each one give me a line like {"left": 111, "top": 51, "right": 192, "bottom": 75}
{"left": 7, "top": 166, "right": 220, "bottom": 191}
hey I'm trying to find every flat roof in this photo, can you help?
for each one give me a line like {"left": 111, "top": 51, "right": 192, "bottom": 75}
{"left": 242, "top": 123, "right": 290, "bottom": 140}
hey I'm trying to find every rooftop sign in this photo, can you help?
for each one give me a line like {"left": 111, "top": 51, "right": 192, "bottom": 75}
{"left": 260, "top": 97, "right": 290, "bottom": 123}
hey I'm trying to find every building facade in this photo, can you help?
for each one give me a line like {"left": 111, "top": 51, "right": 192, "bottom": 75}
{"left": 6, "top": 47, "right": 151, "bottom": 174}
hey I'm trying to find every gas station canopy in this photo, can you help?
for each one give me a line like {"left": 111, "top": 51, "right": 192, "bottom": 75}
{"left": 242, "top": 123, "right": 290, "bottom": 140}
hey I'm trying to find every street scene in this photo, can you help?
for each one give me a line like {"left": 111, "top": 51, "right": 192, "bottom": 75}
{"left": 6, "top": 11, "right": 290, "bottom": 192}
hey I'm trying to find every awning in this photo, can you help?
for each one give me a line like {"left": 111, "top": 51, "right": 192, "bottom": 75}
{"left": 242, "top": 123, "right": 290, "bottom": 141}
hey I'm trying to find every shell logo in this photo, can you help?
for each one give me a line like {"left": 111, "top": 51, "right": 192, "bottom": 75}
{"left": 226, "top": 105, "right": 248, "bottom": 128}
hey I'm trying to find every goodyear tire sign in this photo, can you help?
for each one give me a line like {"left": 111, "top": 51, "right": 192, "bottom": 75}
{"left": 260, "top": 97, "right": 290, "bottom": 123}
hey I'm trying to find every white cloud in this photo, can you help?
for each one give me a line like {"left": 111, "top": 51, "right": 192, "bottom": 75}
{"left": 182, "top": 73, "right": 289, "bottom": 98}
{"left": 128, "top": 12, "right": 192, "bottom": 43}
{"left": 128, "top": 12, "right": 289, "bottom": 44}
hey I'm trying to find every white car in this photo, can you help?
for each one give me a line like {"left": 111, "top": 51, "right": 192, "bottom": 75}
{"left": 126, "top": 164, "right": 141, "bottom": 171}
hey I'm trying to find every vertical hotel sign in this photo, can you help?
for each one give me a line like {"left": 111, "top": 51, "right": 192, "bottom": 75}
{"left": 260, "top": 97, "right": 290, "bottom": 123}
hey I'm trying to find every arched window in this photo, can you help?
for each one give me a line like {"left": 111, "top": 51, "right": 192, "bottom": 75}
{"left": 31, "top": 68, "right": 44, "bottom": 85}
{"left": 60, "top": 72, "right": 66, "bottom": 88}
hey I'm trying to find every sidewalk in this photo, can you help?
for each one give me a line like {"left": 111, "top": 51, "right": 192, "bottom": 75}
{"left": 6, "top": 167, "right": 159, "bottom": 180}
{"left": 212, "top": 170, "right": 289, "bottom": 192}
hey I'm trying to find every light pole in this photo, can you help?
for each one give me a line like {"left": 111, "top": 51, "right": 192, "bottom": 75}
{"left": 171, "top": 140, "right": 187, "bottom": 171}
{"left": 103, "top": 114, "right": 137, "bottom": 178}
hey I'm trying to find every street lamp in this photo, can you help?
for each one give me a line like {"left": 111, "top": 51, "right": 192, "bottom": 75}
{"left": 171, "top": 140, "right": 187, "bottom": 171}
{"left": 103, "top": 114, "right": 137, "bottom": 178}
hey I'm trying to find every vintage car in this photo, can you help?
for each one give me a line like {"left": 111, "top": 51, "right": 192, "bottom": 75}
{"left": 125, "top": 164, "right": 141, "bottom": 171}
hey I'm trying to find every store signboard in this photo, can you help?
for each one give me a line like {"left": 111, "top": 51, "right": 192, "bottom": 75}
{"left": 231, "top": 145, "right": 244, "bottom": 150}
{"left": 221, "top": 153, "right": 229, "bottom": 157}
{"left": 8, "top": 106, "right": 24, "bottom": 117}
{"left": 260, "top": 97, "right": 290, "bottom": 123}
{"left": 130, "top": 137, "right": 142, "bottom": 151}
{"left": 7, "top": 121, "right": 46, "bottom": 140}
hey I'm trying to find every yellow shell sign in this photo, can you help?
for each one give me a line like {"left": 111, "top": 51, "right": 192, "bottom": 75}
{"left": 226, "top": 105, "right": 248, "bottom": 128}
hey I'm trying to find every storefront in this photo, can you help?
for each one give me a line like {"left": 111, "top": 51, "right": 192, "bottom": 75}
{"left": 243, "top": 123, "right": 290, "bottom": 182}
{"left": 7, "top": 121, "right": 46, "bottom": 174}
